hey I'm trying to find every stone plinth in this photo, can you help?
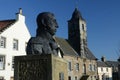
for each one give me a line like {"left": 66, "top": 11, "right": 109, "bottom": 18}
{"left": 14, "top": 54, "right": 67, "bottom": 80}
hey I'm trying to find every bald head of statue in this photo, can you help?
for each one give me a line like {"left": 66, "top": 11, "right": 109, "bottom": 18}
{"left": 36, "top": 12, "right": 58, "bottom": 36}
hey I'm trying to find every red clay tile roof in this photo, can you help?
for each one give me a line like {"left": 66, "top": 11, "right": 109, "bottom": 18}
{"left": 0, "top": 19, "right": 16, "bottom": 32}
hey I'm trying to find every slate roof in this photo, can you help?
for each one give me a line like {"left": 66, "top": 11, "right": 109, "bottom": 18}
{"left": 97, "top": 61, "right": 108, "bottom": 67}
{"left": 55, "top": 37, "right": 79, "bottom": 57}
{"left": 72, "top": 8, "right": 82, "bottom": 19}
{"left": 0, "top": 19, "right": 16, "bottom": 33}
{"left": 69, "top": 8, "right": 85, "bottom": 21}
{"left": 105, "top": 61, "right": 120, "bottom": 67}
{"left": 55, "top": 37, "right": 97, "bottom": 60}
{"left": 84, "top": 48, "right": 97, "bottom": 60}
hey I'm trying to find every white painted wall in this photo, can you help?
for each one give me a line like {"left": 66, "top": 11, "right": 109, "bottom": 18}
{"left": 98, "top": 67, "right": 112, "bottom": 80}
{"left": 0, "top": 11, "right": 31, "bottom": 80}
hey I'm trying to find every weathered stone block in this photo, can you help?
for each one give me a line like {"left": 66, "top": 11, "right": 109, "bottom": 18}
{"left": 14, "top": 54, "right": 67, "bottom": 80}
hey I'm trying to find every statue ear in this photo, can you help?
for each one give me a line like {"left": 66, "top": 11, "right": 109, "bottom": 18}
{"left": 41, "top": 19, "right": 47, "bottom": 27}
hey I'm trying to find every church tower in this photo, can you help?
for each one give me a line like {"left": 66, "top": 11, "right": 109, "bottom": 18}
{"left": 68, "top": 8, "right": 87, "bottom": 57}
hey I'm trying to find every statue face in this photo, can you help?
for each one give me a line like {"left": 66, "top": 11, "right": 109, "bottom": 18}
{"left": 36, "top": 12, "right": 58, "bottom": 36}
{"left": 46, "top": 14, "right": 58, "bottom": 35}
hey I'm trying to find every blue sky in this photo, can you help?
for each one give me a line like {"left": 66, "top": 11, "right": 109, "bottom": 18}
{"left": 0, "top": 0, "right": 120, "bottom": 61}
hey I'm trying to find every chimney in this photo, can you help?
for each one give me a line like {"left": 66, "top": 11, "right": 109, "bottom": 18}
{"left": 16, "top": 8, "right": 25, "bottom": 22}
{"left": 19, "top": 8, "right": 22, "bottom": 15}
{"left": 101, "top": 56, "right": 106, "bottom": 62}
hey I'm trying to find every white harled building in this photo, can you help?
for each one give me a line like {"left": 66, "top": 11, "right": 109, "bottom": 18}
{"left": 0, "top": 8, "right": 31, "bottom": 80}
{"left": 97, "top": 56, "right": 112, "bottom": 80}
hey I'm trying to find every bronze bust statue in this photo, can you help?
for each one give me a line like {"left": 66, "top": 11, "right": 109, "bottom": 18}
{"left": 26, "top": 12, "right": 60, "bottom": 56}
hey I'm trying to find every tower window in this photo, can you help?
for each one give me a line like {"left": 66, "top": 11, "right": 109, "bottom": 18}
{"left": 82, "top": 24, "right": 84, "bottom": 30}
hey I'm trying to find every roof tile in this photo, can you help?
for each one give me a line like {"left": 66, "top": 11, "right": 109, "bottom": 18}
{"left": 0, "top": 19, "right": 16, "bottom": 32}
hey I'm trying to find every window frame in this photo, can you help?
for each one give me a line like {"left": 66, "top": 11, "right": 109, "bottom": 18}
{"left": 13, "top": 39, "right": 19, "bottom": 50}
{"left": 101, "top": 67, "right": 103, "bottom": 72}
{"left": 75, "top": 76, "right": 77, "bottom": 80}
{"left": 89, "top": 64, "right": 92, "bottom": 71}
{"left": 59, "top": 72, "right": 64, "bottom": 80}
{"left": 82, "top": 24, "right": 85, "bottom": 30}
{"left": 76, "top": 63, "right": 79, "bottom": 71}
{"left": 106, "top": 68, "right": 108, "bottom": 72}
{"left": 0, "top": 36, "right": 6, "bottom": 48}
{"left": 0, "top": 76, "right": 4, "bottom": 80}
{"left": 93, "top": 65, "right": 96, "bottom": 71}
{"left": 68, "top": 61, "right": 72, "bottom": 71}
{"left": 83, "top": 64, "right": 86, "bottom": 74}
{"left": 0, "top": 55, "right": 5, "bottom": 70}
{"left": 12, "top": 56, "right": 14, "bottom": 70}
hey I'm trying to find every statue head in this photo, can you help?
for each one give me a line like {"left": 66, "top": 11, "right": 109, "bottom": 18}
{"left": 36, "top": 12, "right": 58, "bottom": 36}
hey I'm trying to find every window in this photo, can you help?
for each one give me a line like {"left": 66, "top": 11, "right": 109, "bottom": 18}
{"left": 68, "top": 62, "right": 72, "bottom": 71}
{"left": 75, "top": 76, "right": 77, "bottom": 80}
{"left": 83, "top": 39, "right": 86, "bottom": 46}
{"left": 0, "top": 36, "right": 6, "bottom": 48}
{"left": 68, "top": 76, "right": 71, "bottom": 80}
{"left": 83, "top": 64, "right": 86, "bottom": 74}
{"left": 0, "top": 55, "right": 5, "bottom": 70}
{"left": 76, "top": 63, "right": 79, "bottom": 71}
{"left": 93, "top": 65, "right": 96, "bottom": 71}
{"left": 101, "top": 67, "right": 103, "bottom": 72}
{"left": 94, "top": 76, "right": 96, "bottom": 80}
{"left": 59, "top": 72, "right": 64, "bottom": 80}
{"left": 91, "top": 76, "right": 93, "bottom": 80}
{"left": 12, "top": 57, "right": 14, "bottom": 70}
{"left": 0, "top": 76, "right": 4, "bottom": 80}
{"left": 13, "top": 39, "right": 18, "bottom": 50}
{"left": 106, "top": 68, "right": 108, "bottom": 72}
{"left": 89, "top": 64, "right": 92, "bottom": 71}
{"left": 82, "top": 24, "right": 84, "bottom": 30}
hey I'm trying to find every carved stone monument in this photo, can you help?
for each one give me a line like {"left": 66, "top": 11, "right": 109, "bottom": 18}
{"left": 14, "top": 12, "right": 67, "bottom": 80}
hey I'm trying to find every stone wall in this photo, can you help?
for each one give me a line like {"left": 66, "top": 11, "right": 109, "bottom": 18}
{"left": 52, "top": 55, "right": 68, "bottom": 80}
{"left": 63, "top": 55, "right": 97, "bottom": 80}
{"left": 14, "top": 54, "right": 67, "bottom": 80}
